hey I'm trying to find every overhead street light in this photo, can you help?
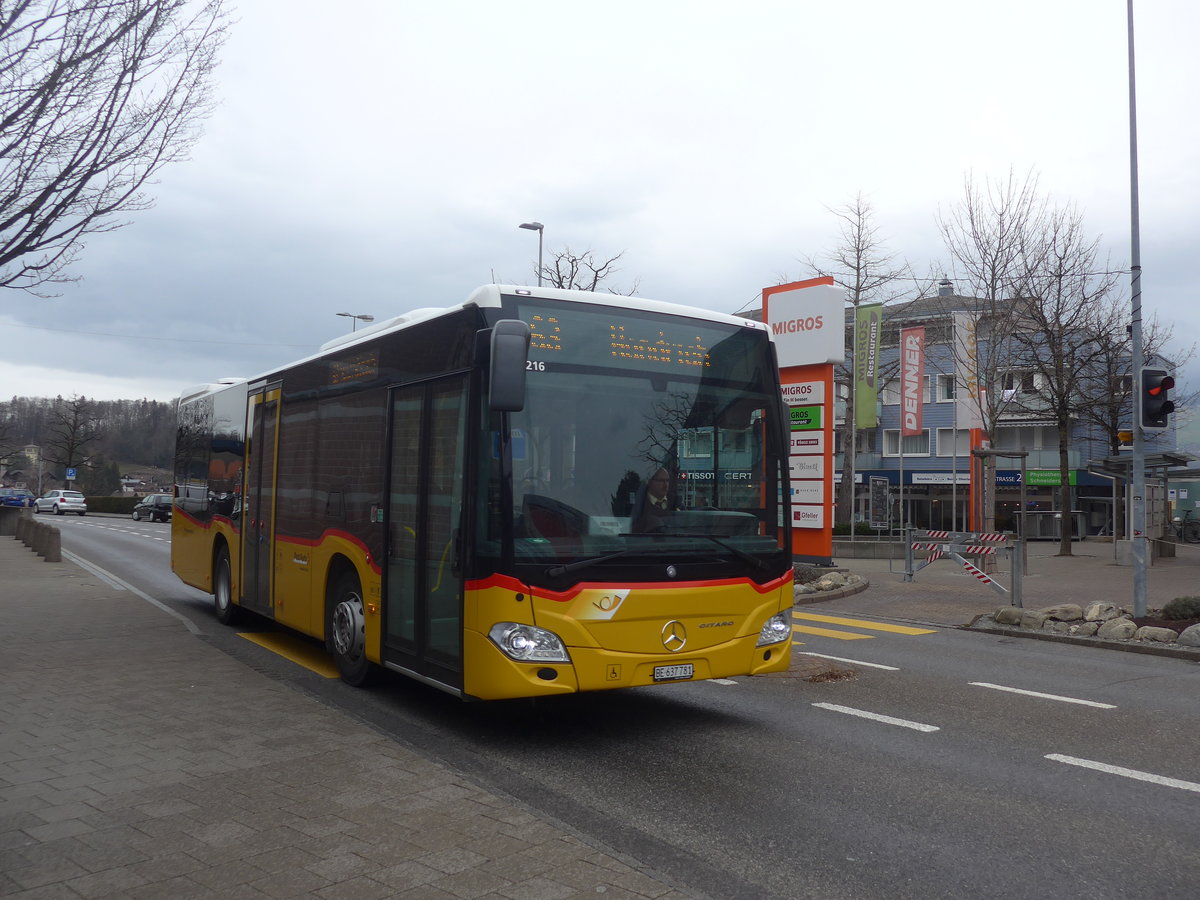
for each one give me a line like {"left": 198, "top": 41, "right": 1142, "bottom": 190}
{"left": 519, "top": 221, "right": 544, "bottom": 287}
{"left": 336, "top": 312, "right": 374, "bottom": 332}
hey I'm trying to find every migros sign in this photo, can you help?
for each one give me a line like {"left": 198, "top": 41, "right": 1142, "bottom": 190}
{"left": 763, "top": 281, "right": 845, "bottom": 367}
{"left": 771, "top": 314, "right": 824, "bottom": 334}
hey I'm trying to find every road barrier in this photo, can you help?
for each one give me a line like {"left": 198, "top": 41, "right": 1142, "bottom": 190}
{"left": 16, "top": 517, "right": 62, "bottom": 563}
{"left": 904, "top": 529, "right": 1024, "bottom": 607}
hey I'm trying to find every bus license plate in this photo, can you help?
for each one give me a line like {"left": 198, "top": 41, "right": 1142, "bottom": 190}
{"left": 653, "top": 664, "right": 694, "bottom": 682}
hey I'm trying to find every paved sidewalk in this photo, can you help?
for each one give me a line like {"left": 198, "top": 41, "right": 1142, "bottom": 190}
{"left": 0, "top": 538, "right": 688, "bottom": 899}
{"left": 813, "top": 538, "right": 1200, "bottom": 628}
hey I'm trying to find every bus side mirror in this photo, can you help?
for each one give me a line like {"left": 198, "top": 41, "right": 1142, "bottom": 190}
{"left": 489, "top": 319, "right": 531, "bottom": 412}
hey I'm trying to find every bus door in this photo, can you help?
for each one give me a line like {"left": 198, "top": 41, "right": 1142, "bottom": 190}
{"left": 384, "top": 375, "right": 469, "bottom": 688}
{"left": 242, "top": 382, "right": 282, "bottom": 615}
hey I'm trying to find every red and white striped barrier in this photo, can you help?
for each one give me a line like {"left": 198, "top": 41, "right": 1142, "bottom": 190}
{"left": 961, "top": 559, "right": 996, "bottom": 585}
{"left": 963, "top": 545, "right": 998, "bottom": 555}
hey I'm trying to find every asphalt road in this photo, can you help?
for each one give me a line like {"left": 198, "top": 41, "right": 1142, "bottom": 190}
{"left": 53, "top": 516, "right": 1200, "bottom": 899}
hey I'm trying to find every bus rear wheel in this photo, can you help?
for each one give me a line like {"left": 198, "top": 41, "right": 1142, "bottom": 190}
{"left": 329, "top": 571, "right": 371, "bottom": 686}
{"left": 213, "top": 546, "right": 238, "bottom": 625}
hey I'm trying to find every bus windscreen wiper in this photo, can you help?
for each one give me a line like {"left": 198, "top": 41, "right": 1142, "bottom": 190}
{"left": 545, "top": 549, "right": 636, "bottom": 577}
{"left": 651, "top": 533, "right": 769, "bottom": 570}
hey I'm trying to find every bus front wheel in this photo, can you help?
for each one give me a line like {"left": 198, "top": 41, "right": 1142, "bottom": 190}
{"left": 213, "top": 546, "right": 238, "bottom": 626}
{"left": 329, "top": 571, "right": 371, "bottom": 686}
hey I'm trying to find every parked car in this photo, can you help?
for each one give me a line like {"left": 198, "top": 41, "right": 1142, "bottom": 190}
{"left": 0, "top": 488, "right": 36, "bottom": 507}
{"left": 132, "top": 493, "right": 173, "bottom": 522}
{"left": 34, "top": 489, "right": 87, "bottom": 516}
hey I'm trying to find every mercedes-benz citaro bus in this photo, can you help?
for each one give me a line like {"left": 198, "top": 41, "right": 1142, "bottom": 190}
{"left": 172, "top": 285, "right": 794, "bottom": 700}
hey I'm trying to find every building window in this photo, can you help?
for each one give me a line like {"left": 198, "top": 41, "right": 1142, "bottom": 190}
{"left": 883, "top": 429, "right": 930, "bottom": 457}
{"left": 993, "top": 424, "right": 1057, "bottom": 451}
{"left": 998, "top": 369, "right": 1039, "bottom": 395}
{"left": 881, "top": 375, "right": 930, "bottom": 406}
{"left": 936, "top": 373, "right": 956, "bottom": 401}
{"left": 680, "top": 428, "right": 713, "bottom": 458}
{"left": 935, "top": 427, "right": 972, "bottom": 457}
{"left": 835, "top": 430, "right": 878, "bottom": 454}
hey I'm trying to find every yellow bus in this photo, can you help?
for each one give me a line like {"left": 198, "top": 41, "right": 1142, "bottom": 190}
{"left": 172, "top": 285, "right": 794, "bottom": 700}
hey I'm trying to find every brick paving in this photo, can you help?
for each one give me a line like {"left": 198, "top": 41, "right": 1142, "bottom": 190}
{"left": 0, "top": 536, "right": 691, "bottom": 899}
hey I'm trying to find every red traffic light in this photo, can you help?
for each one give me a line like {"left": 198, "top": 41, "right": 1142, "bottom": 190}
{"left": 1147, "top": 375, "right": 1175, "bottom": 397}
{"left": 1139, "top": 367, "right": 1175, "bottom": 432}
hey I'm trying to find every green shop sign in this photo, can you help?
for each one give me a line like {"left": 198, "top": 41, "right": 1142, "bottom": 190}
{"left": 1025, "top": 469, "right": 1077, "bottom": 486}
{"left": 789, "top": 405, "right": 822, "bottom": 430}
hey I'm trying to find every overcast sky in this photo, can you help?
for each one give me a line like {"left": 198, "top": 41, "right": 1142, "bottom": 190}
{"left": 2, "top": 0, "right": 1197, "bottom": 404}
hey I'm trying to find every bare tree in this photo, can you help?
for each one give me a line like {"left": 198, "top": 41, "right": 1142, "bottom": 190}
{"left": 936, "top": 169, "right": 1050, "bottom": 435}
{"left": 538, "top": 247, "right": 639, "bottom": 295}
{"left": 0, "top": 0, "right": 229, "bottom": 294}
{"left": 1078, "top": 307, "right": 1187, "bottom": 457}
{"left": 42, "top": 394, "right": 102, "bottom": 474}
{"left": 803, "top": 193, "right": 913, "bottom": 526}
{"left": 1004, "top": 204, "right": 1124, "bottom": 555}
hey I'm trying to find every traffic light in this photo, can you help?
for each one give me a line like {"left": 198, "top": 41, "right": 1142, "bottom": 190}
{"left": 1138, "top": 366, "right": 1175, "bottom": 432}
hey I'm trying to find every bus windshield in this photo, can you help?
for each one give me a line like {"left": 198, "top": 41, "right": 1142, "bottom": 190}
{"left": 482, "top": 302, "right": 789, "bottom": 583}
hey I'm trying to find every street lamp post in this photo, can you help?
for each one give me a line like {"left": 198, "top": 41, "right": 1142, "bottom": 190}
{"left": 1127, "top": 0, "right": 1148, "bottom": 617}
{"left": 519, "top": 221, "right": 544, "bottom": 287}
{"left": 336, "top": 312, "right": 374, "bottom": 332}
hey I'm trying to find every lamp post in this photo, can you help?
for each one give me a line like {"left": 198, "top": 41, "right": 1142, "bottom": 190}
{"left": 336, "top": 312, "right": 374, "bottom": 332}
{"left": 519, "top": 221, "right": 544, "bottom": 287}
{"left": 1127, "top": 0, "right": 1148, "bottom": 617}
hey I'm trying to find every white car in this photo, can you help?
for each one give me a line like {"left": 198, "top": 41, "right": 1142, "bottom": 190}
{"left": 34, "top": 489, "right": 88, "bottom": 516}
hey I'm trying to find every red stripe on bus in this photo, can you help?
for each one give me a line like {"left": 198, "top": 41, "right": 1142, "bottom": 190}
{"left": 466, "top": 571, "right": 793, "bottom": 603}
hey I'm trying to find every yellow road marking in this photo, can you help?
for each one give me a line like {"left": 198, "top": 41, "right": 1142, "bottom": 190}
{"left": 238, "top": 632, "right": 340, "bottom": 678}
{"left": 792, "top": 624, "right": 874, "bottom": 640}
{"left": 793, "top": 612, "right": 937, "bottom": 636}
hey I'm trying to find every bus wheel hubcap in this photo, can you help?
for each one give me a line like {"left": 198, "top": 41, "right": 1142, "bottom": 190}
{"left": 216, "top": 565, "right": 230, "bottom": 610}
{"left": 332, "top": 593, "right": 365, "bottom": 661}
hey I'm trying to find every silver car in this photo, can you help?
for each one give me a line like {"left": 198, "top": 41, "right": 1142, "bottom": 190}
{"left": 34, "top": 489, "right": 88, "bottom": 516}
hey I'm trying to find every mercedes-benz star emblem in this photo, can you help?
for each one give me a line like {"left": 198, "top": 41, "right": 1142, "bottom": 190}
{"left": 661, "top": 620, "right": 687, "bottom": 652}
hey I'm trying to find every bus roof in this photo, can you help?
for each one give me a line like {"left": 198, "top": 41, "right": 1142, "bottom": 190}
{"left": 178, "top": 285, "right": 767, "bottom": 403}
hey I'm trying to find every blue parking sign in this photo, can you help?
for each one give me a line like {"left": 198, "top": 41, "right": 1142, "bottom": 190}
{"left": 65, "top": 467, "right": 77, "bottom": 480}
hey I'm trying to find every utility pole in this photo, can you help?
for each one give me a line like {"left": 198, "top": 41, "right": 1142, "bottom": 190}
{"left": 1127, "top": 0, "right": 1148, "bottom": 617}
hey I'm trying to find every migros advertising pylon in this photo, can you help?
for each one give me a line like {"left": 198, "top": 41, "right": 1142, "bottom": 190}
{"left": 762, "top": 277, "right": 845, "bottom": 565}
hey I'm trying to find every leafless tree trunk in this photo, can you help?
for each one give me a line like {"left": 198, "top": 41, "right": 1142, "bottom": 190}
{"left": 803, "top": 193, "right": 912, "bottom": 527}
{"left": 538, "top": 247, "right": 639, "bottom": 295}
{"left": 0, "top": 0, "right": 229, "bottom": 294}
{"left": 42, "top": 394, "right": 102, "bottom": 475}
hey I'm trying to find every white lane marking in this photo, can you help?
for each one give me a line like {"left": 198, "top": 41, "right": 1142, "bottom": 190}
{"left": 711, "top": 678, "right": 738, "bottom": 685}
{"left": 61, "top": 550, "right": 200, "bottom": 635}
{"left": 812, "top": 703, "right": 939, "bottom": 733}
{"left": 798, "top": 652, "right": 899, "bottom": 671}
{"left": 970, "top": 682, "right": 1116, "bottom": 709}
{"left": 1046, "top": 754, "right": 1200, "bottom": 794}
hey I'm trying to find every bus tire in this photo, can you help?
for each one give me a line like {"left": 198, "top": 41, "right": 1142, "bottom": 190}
{"left": 213, "top": 545, "right": 239, "bottom": 626}
{"left": 329, "top": 571, "right": 372, "bottom": 686}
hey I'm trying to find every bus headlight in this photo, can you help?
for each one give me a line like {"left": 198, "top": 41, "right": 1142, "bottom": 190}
{"left": 488, "top": 623, "right": 571, "bottom": 663}
{"left": 756, "top": 611, "right": 791, "bottom": 647}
